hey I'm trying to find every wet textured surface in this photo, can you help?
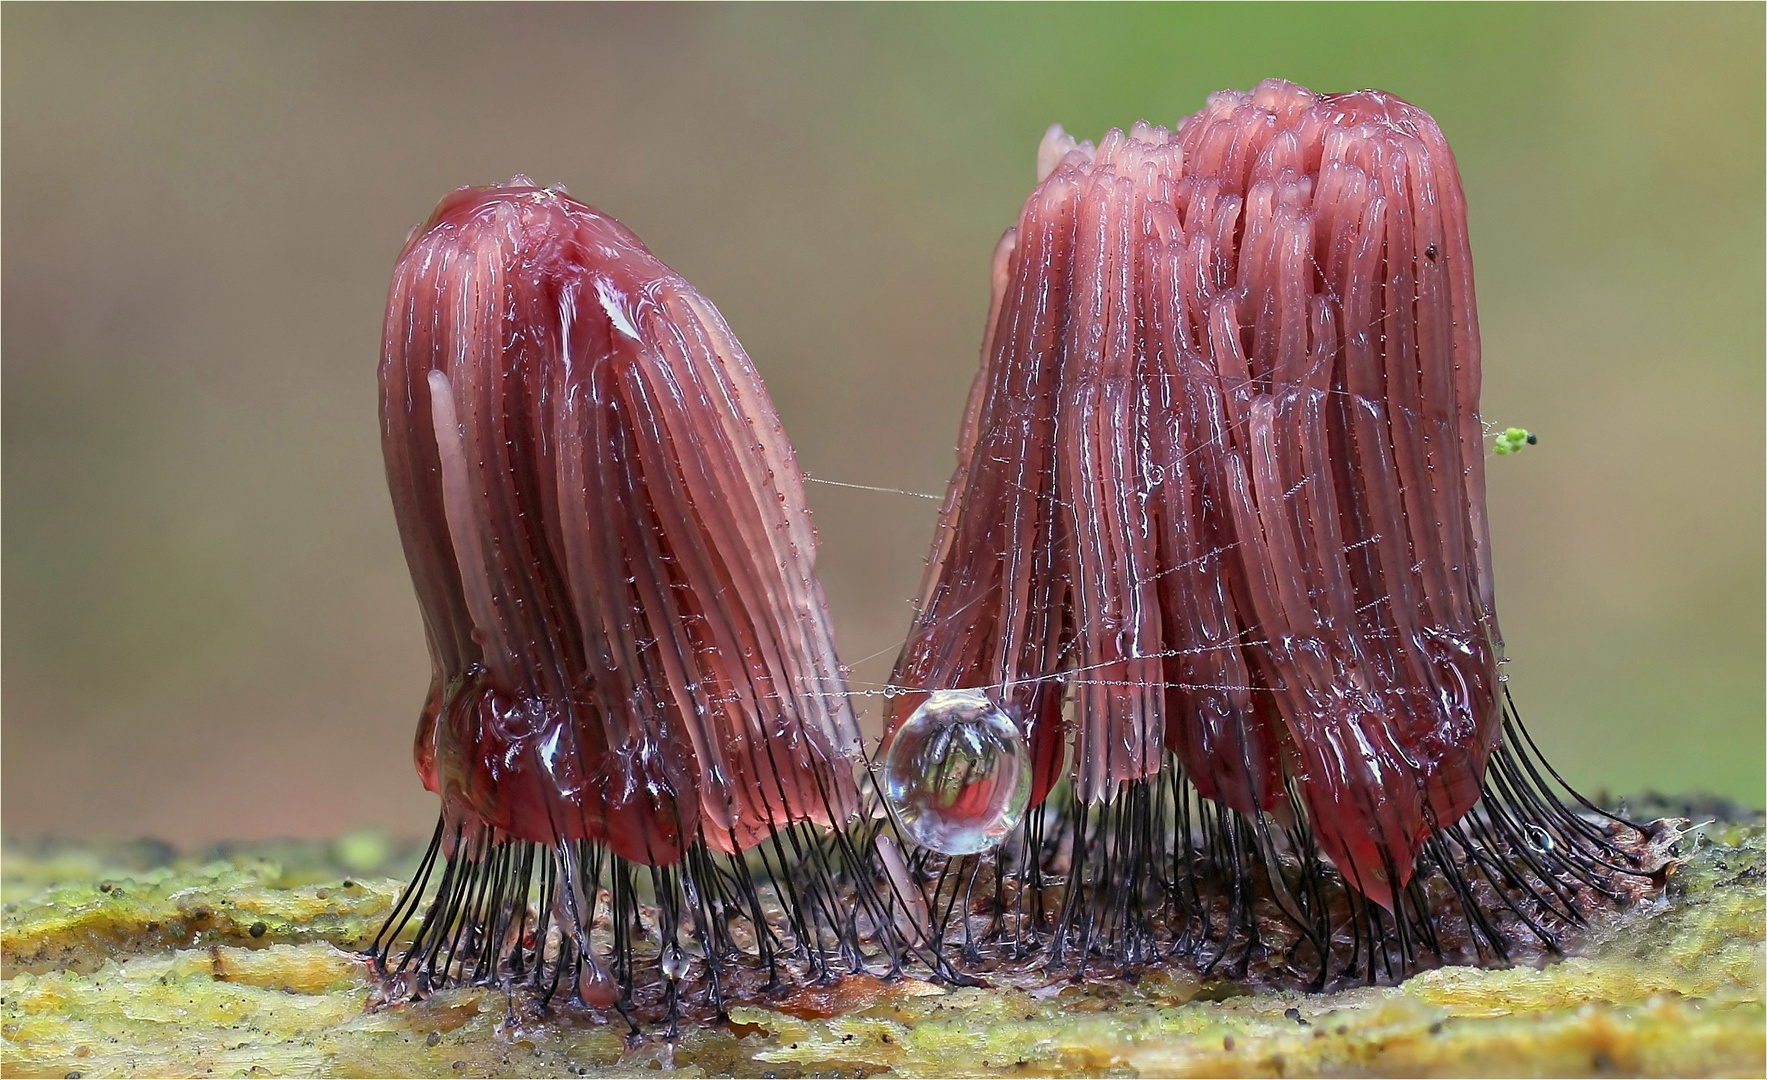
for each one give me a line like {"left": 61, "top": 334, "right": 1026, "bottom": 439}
{"left": 381, "top": 178, "right": 861, "bottom": 862}
{"left": 2, "top": 814, "right": 1759, "bottom": 1077}
{"left": 888, "top": 79, "right": 1507, "bottom": 904}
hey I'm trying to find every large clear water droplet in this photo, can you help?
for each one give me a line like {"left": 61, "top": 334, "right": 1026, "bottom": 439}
{"left": 882, "top": 689, "right": 1031, "bottom": 855}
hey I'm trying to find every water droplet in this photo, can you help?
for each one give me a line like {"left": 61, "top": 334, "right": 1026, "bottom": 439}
{"left": 1526, "top": 825, "right": 1556, "bottom": 853}
{"left": 659, "top": 943, "right": 690, "bottom": 980}
{"left": 882, "top": 689, "right": 1031, "bottom": 856}
{"left": 575, "top": 957, "right": 617, "bottom": 1006}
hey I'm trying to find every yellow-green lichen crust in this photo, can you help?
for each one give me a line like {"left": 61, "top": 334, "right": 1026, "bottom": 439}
{"left": 2, "top": 820, "right": 1761, "bottom": 1078}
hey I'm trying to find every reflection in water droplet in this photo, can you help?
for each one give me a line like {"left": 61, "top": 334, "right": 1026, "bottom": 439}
{"left": 882, "top": 689, "right": 1031, "bottom": 856}
{"left": 659, "top": 943, "right": 690, "bottom": 980}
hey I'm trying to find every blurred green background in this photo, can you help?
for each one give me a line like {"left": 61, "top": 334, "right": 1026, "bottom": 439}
{"left": 4, "top": 4, "right": 1762, "bottom": 844}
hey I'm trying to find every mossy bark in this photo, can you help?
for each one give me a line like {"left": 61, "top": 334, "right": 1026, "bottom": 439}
{"left": 3, "top": 816, "right": 1761, "bottom": 1078}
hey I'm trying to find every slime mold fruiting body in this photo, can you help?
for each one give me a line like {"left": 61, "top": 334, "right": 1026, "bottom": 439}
{"left": 370, "top": 84, "right": 1675, "bottom": 1029}
{"left": 381, "top": 179, "right": 860, "bottom": 861}
{"left": 884, "top": 80, "right": 1672, "bottom": 987}
{"left": 371, "top": 179, "right": 915, "bottom": 1025}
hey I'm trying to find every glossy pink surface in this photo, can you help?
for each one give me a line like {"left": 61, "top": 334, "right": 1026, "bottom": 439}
{"left": 888, "top": 81, "right": 1499, "bottom": 908}
{"left": 381, "top": 179, "right": 860, "bottom": 864}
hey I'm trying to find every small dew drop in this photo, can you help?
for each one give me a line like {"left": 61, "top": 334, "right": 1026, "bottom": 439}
{"left": 882, "top": 689, "right": 1031, "bottom": 856}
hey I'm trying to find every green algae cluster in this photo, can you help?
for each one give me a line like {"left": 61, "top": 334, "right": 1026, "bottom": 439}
{"left": 2, "top": 819, "right": 1761, "bottom": 1078}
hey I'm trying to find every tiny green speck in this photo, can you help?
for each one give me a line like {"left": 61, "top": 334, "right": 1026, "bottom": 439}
{"left": 1491, "top": 426, "right": 1533, "bottom": 456}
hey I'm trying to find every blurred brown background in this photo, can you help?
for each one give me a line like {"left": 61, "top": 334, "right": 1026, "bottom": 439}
{"left": 5, "top": 4, "right": 1762, "bottom": 845}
